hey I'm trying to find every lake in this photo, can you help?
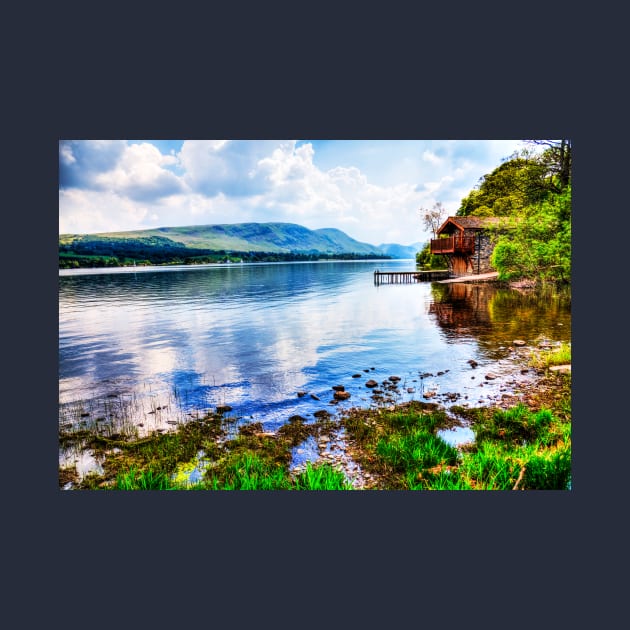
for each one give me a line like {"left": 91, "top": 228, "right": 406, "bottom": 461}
{"left": 59, "top": 259, "right": 571, "bottom": 475}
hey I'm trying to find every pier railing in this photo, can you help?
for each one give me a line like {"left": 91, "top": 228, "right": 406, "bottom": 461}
{"left": 374, "top": 270, "right": 449, "bottom": 285}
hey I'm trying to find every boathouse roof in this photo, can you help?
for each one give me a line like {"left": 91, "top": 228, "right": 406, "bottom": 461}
{"left": 436, "top": 216, "right": 505, "bottom": 234}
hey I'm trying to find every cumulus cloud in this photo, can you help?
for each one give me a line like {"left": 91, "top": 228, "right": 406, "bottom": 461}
{"left": 179, "top": 140, "right": 283, "bottom": 197}
{"left": 93, "top": 142, "right": 185, "bottom": 201}
{"left": 59, "top": 140, "right": 127, "bottom": 189}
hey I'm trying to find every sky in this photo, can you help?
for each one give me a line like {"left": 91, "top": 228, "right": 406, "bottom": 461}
{"left": 59, "top": 139, "right": 527, "bottom": 247}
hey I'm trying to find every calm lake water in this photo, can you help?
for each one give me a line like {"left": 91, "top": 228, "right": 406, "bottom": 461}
{"left": 59, "top": 260, "right": 571, "bottom": 472}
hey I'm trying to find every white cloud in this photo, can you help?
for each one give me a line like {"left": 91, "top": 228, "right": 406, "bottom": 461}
{"left": 422, "top": 150, "right": 442, "bottom": 165}
{"left": 59, "top": 189, "right": 151, "bottom": 234}
{"left": 93, "top": 142, "right": 184, "bottom": 201}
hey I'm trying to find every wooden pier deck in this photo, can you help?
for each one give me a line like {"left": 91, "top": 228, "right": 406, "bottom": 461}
{"left": 373, "top": 269, "right": 449, "bottom": 285}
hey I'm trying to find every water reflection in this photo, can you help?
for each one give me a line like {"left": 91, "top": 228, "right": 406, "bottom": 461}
{"left": 429, "top": 282, "right": 571, "bottom": 359}
{"left": 59, "top": 262, "right": 571, "bottom": 469}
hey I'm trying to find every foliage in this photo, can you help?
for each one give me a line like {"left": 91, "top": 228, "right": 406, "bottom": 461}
{"left": 415, "top": 242, "right": 449, "bottom": 269}
{"left": 458, "top": 158, "right": 547, "bottom": 217}
{"left": 490, "top": 184, "right": 571, "bottom": 282}
{"left": 449, "top": 141, "right": 571, "bottom": 284}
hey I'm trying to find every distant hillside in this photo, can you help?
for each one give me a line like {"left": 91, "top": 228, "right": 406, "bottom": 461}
{"left": 378, "top": 242, "right": 423, "bottom": 259}
{"left": 60, "top": 222, "right": 384, "bottom": 255}
{"left": 59, "top": 222, "right": 391, "bottom": 268}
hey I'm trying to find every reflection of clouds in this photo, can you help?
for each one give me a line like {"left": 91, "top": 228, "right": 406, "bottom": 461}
{"left": 61, "top": 263, "right": 467, "bottom": 428}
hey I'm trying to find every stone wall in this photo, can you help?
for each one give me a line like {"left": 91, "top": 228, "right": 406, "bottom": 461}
{"left": 448, "top": 231, "right": 496, "bottom": 276}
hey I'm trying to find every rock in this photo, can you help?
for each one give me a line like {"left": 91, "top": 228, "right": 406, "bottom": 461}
{"left": 334, "top": 391, "right": 351, "bottom": 400}
{"left": 288, "top": 415, "right": 307, "bottom": 423}
{"left": 352, "top": 374, "right": 362, "bottom": 378}
{"left": 389, "top": 376, "right": 401, "bottom": 382}
{"left": 549, "top": 365, "right": 571, "bottom": 374}
{"left": 216, "top": 405, "right": 232, "bottom": 413}
{"left": 467, "top": 360, "right": 478, "bottom": 368}
{"left": 297, "top": 391, "right": 307, "bottom": 397}
{"left": 313, "top": 410, "right": 330, "bottom": 419}
{"left": 437, "top": 371, "right": 444, "bottom": 376}
{"left": 485, "top": 373, "right": 497, "bottom": 380}
{"left": 513, "top": 340, "right": 526, "bottom": 346}
{"left": 423, "top": 391, "right": 436, "bottom": 399}
{"left": 310, "top": 394, "right": 320, "bottom": 401}
{"left": 407, "top": 388, "right": 415, "bottom": 393}
{"left": 332, "top": 385, "right": 345, "bottom": 392}
{"left": 365, "top": 379, "right": 378, "bottom": 388}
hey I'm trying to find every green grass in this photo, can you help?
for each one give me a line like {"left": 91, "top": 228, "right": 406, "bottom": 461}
{"left": 341, "top": 400, "right": 571, "bottom": 491}
{"left": 115, "top": 467, "right": 175, "bottom": 490}
{"left": 205, "top": 452, "right": 291, "bottom": 490}
{"left": 472, "top": 403, "right": 553, "bottom": 446}
{"left": 65, "top": 389, "right": 570, "bottom": 490}
{"left": 292, "top": 462, "right": 354, "bottom": 490}
{"left": 531, "top": 341, "right": 571, "bottom": 368}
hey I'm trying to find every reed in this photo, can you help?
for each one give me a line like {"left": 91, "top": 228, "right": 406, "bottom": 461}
{"left": 292, "top": 462, "right": 354, "bottom": 490}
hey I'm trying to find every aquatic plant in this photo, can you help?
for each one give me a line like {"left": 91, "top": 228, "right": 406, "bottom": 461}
{"left": 292, "top": 462, "right": 354, "bottom": 490}
{"left": 530, "top": 341, "right": 571, "bottom": 369}
{"left": 115, "top": 467, "right": 174, "bottom": 490}
{"left": 205, "top": 452, "right": 290, "bottom": 490}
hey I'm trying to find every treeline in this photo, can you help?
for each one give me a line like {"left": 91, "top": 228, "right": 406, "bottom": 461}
{"left": 59, "top": 236, "right": 390, "bottom": 268}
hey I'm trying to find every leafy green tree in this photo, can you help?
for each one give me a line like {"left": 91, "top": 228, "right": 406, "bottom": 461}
{"left": 416, "top": 242, "right": 448, "bottom": 269}
{"left": 491, "top": 185, "right": 571, "bottom": 283}
{"left": 525, "top": 139, "right": 572, "bottom": 191}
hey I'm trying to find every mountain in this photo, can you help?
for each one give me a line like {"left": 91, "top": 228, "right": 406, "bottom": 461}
{"left": 59, "top": 222, "right": 389, "bottom": 262}
{"left": 377, "top": 242, "right": 423, "bottom": 259}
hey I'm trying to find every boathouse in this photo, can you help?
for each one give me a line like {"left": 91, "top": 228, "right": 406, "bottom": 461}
{"left": 430, "top": 216, "right": 506, "bottom": 277}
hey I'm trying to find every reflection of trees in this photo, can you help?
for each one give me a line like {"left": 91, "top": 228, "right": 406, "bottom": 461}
{"left": 429, "top": 283, "right": 492, "bottom": 332}
{"left": 429, "top": 283, "right": 571, "bottom": 358}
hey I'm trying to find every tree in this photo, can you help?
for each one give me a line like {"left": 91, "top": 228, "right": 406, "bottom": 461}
{"left": 421, "top": 202, "right": 447, "bottom": 238}
{"left": 490, "top": 184, "right": 571, "bottom": 283}
{"left": 525, "top": 140, "right": 572, "bottom": 191}
{"left": 457, "top": 158, "right": 547, "bottom": 217}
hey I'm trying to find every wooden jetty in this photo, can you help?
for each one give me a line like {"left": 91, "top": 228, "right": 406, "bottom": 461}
{"left": 373, "top": 269, "right": 449, "bottom": 285}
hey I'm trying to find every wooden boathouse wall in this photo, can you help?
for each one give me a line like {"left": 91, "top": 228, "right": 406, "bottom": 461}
{"left": 430, "top": 217, "right": 503, "bottom": 277}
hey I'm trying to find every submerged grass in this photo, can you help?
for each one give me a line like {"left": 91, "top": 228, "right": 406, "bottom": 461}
{"left": 63, "top": 379, "right": 570, "bottom": 490}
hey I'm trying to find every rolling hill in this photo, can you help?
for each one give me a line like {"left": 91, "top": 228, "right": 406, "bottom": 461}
{"left": 59, "top": 222, "right": 407, "bottom": 267}
{"left": 60, "top": 222, "right": 385, "bottom": 255}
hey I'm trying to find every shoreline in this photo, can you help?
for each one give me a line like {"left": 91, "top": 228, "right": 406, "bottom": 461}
{"left": 59, "top": 343, "right": 571, "bottom": 490}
